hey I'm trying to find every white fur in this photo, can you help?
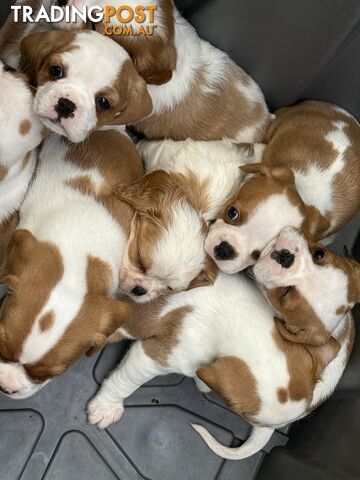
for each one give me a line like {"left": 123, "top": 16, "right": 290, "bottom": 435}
{"left": 88, "top": 273, "right": 351, "bottom": 459}
{"left": 294, "top": 121, "right": 351, "bottom": 218}
{"left": 139, "top": 138, "right": 265, "bottom": 221}
{"left": 0, "top": 62, "right": 43, "bottom": 223}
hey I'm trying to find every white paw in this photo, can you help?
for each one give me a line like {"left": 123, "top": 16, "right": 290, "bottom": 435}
{"left": 87, "top": 392, "right": 124, "bottom": 430}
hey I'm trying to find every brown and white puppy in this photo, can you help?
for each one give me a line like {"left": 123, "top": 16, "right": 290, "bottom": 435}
{"left": 0, "top": 61, "right": 44, "bottom": 268}
{"left": 206, "top": 101, "right": 360, "bottom": 273}
{"left": 87, "top": 272, "right": 354, "bottom": 460}
{"left": 253, "top": 227, "right": 360, "bottom": 346}
{"left": 19, "top": 29, "right": 152, "bottom": 143}
{"left": 0, "top": 127, "right": 141, "bottom": 398}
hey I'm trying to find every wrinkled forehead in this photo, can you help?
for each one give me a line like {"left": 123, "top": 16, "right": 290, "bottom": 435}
{"left": 60, "top": 31, "right": 130, "bottom": 90}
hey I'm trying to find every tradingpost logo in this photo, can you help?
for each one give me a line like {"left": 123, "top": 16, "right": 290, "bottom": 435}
{"left": 11, "top": 4, "right": 157, "bottom": 36}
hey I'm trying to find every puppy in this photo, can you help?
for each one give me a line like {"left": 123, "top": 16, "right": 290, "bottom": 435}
{"left": 87, "top": 273, "right": 354, "bottom": 460}
{"left": 116, "top": 140, "right": 261, "bottom": 302}
{"left": 19, "top": 29, "right": 153, "bottom": 143}
{"left": 206, "top": 101, "right": 360, "bottom": 273}
{"left": 253, "top": 227, "right": 360, "bottom": 346}
{"left": 0, "top": 61, "right": 43, "bottom": 267}
{"left": 0, "top": 127, "right": 141, "bottom": 398}
{"left": 1, "top": 0, "right": 176, "bottom": 86}
{"left": 133, "top": 6, "right": 271, "bottom": 142}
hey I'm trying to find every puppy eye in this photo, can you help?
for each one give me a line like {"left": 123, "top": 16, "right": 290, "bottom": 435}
{"left": 3, "top": 64, "right": 16, "bottom": 73}
{"left": 96, "top": 96, "right": 111, "bottom": 110}
{"left": 282, "top": 286, "right": 293, "bottom": 298}
{"left": 49, "top": 65, "right": 64, "bottom": 80}
{"left": 312, "top": 249, "right": 326, "bottom": 262}
{"left": 227, "top": 206, "right": 239, "bottom": 222}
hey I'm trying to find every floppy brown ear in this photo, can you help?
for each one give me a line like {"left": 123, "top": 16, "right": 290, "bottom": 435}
{"left": 86, "top": 298, "right": 132, "bottom": 357}
{"left": 20, "top": 30, "right": 75, "bottom": 85}
{"left": 305, "top": 337, "right": 341, "bottom": 380}
{"left": 0, "top": 213, "right": 19, "bottom": 276}
{"left": 302, "top": 205, "right": 330, "bottom": 240}
{"left": 187, "top": 257, "right": 218, "bottom": 291}
{"left": 131, "top": 42, "right": 176, "bottom": 85}
{"left": 115, "top": 170, "right": 173, "bottom": 212}
{"left": 240, "top": 163, "right": 294, "bottom": 183}
{"left": 113, "top": 61, "right": 153, "bottom": 125}
{"left": 274, "top": 317, "right": 331, "bottom": 346}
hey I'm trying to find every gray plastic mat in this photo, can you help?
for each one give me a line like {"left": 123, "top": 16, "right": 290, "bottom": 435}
{"left": 0, "top": 341, "right": 289, "bottom": 480}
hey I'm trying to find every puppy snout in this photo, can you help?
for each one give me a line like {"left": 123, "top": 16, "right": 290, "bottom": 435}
{"left": 0, "top": 384, "right": 17, "bottom": 396}
{"left": 270, "top": 249, "right": 295, "bottom": 269}
{"left": 55, "top": 98, "right": 77, "bottom": 119}
{"left": 214, "top": 241, "right": 236, "bottom": 261}
{"left": 131, "top": 286, "right": 148, "bottom": 297}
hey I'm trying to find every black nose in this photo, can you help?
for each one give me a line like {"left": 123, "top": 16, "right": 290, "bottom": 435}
{"left": 131, "top": 286, "right": 148, "bottom": 297}
{"left": 57, "top": 0, "right": 68, "bottom": 6}
{"left": 214, "top": 241, "right": 236, "bottom": 261}
{"left": 0, "top": 385, "right": 16, "bottom": 395}
{"left": 271, "top": 249, "right": 295, "bottom": 269}
{"left": 55, "top": 98, "right": 76, "bottom": 119}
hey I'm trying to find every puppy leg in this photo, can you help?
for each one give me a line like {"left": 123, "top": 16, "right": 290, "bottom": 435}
{"left": 87, "top": 341, "right": 167, "bottom": 429}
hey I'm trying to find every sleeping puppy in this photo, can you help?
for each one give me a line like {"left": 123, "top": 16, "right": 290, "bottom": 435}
{"left": 206, "top": 101, "right": 360, "bottom": 273}
{"left": 0, "top": 61, "right": 43, "bottom": 267}
{"left": 86, "top": 272, "right": 354, "bottom": 460}
{"left": 19, "top": 29, "right": 153, "bottom": 143}
{"left": 0, "top": 127, "right": 140, "bottom": 399}
{"left": 117, "top": 140, "right": 260, "bottom": 302}
{"left": 253, "top": 227, "right": 360, "bottom": 346}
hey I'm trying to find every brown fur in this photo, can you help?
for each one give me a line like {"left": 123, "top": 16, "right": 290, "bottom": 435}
{"left": 197, "top": 356, "right": 261, "bottom": 422}
{"left": 135, "top": 63, "right": 269, "bottom": 141}
{"left": 97, "top": 0, "right": 177, "bottom": 85}
{"left": 19, "top": 119, "right": 31, "bottom": 136}
{"left": 22, "top": 152, "right": 32, "bottom": 169}
{"left": 0, "top": 213, "right": 19, "bottom": 273}
{"left": 0, "top": 164, "right": 8, "bottom": 181}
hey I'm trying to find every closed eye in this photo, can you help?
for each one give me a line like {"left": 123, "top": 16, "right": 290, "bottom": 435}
{"left": 282, "top": 286, "right": 293, "bottom": 298}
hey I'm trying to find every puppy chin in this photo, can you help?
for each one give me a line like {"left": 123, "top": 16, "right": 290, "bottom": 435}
{"left": 213, "top": 259, "right": 246, "bottom": 275}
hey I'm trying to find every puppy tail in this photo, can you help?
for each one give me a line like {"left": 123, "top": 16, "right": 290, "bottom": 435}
{"left": 191, "top": 423, "right": 274, "bottom": 460}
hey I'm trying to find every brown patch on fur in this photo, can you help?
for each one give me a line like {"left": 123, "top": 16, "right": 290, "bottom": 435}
{"left": 264, "top": 100, "right": 360, "bottom": 235}
{"left": 186, "top": 256, "right": 218, "bottom": 291}
{"left": 197, "top": 356, "right": 261, "bottom": 421}
{"left": 273, "top": 321, "right": 340, "bottom": 405}
{"left": 0, "top": 213, "right": 19, "bottom": 274}
{"left": 277, "top": 387, "right": 289, "bottom": 403}
{"left": 336, "top": 305, "right": 351, "bottom": 316}
{"left": 0, "top": 230, "right": 64, "bottom": 362}
{"left": 97, "top": 0, "right": 176, "bottom": 85}
{"left": 19, "top": 119, "right": 31, "bottom": 136}
{"left": 0, "top": 164, "right": 8, "bottom": 181}
{"left": 134, "top": 59, "right": 269, "bottom": 142}
{"left": 22, "top": 152, "right": 32, "bottom": 169}
{"left": 39, "top": 311, "right": 55, "bottom": 332}
{"left": 24, "top": 255, "right": 132, "bottom": 381}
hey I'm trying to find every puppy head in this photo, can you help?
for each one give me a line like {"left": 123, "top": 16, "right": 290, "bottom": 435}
{"left": 253, "top": 227, "right": 360, "bottom": 346}
{"left": 0, "top": 62, "right": 43, "bottom": 165}
{"left": 205, "top": 163, "right": 330, "bottom": 274}
{"left": 0, "top": 229, "right": 131, "bottom": 398}
{"left": 116, "top": 170, "right": 217, "bottom": 303}
{"left": 21, "top": 30, "right": 152, "bottom": 143}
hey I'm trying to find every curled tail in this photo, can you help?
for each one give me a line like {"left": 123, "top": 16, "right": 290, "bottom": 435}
{"left": 191, "top": 423, "right": 274, "bottom": 461}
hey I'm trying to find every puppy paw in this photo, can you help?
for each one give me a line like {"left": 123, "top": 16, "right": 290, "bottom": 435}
{"left": 87, "top": 392, "right": 124, "bottom": 430}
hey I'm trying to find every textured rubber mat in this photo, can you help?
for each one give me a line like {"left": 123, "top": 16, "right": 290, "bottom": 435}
{"left": 0, "top": 339, "right": 289, "bottom": 480}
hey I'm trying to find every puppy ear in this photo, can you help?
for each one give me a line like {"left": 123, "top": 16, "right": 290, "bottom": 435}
{"left": 240, "top": 164, "right": 294, "bottom": 183}
{"left": 132, "top": 42, "right": 176, "bottom": 85}
{"left": 187, "top": 257, "right": 218, "bottom": 291}
{"left": 86, "top": 298, "right": 132, "bottom": 356}
{"left": 274, "top": 317, "right": 331, "bottom": 346}
{"left": 115, "top": 170, "right": 173, "bottom": 212}
{"left": 302, "top": 205, "right": 330, "bottom": 240}
{"left": 20, "top": 30, "right": 75, "bottom": 85}
{"left": 305, "top": 337, "right": 341, "bottom": 380}
{"left": 113, "top": 60, "right": 153, "bottom": 125}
